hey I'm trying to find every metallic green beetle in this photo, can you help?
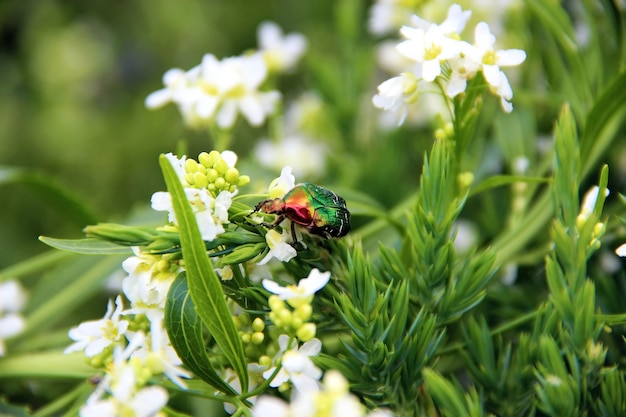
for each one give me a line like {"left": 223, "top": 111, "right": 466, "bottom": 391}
{"left": 254, "top": 183, "right": 351, "bottom": 240}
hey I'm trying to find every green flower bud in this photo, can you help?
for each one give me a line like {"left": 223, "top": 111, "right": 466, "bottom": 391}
{"left": 193, "top": 172, "right": 209, "bottom": 189}
{"left": 185, "top": 158, "right": 200, "bottom": 173}
{"left": 238, "top": 175, "right": 251, "bottom": 187}
{"left": 278, "top": 309, "right": 292, "bottom": 325}
{"left": 296, "top": 323, "right": 316, "bottom": 342}
{"left": 184, "top": 172, "right": 195, "bottom": 186}
{"left": 241, "top": 333, "right": 251, "bottom": 344}
{"left": 214, "top": 177, "right": 226, "bottom": 191}
{"left": 207, "top": 168, "right": 219, "bottom": 182}
{"left": 225, "top": 167, "right": 240, "bottom": 184}
{"left": 259, "top": 355, "right": 272, "bottom": 367}
{"left": 251, "top": 332, "right": 265, "bottom": 345}
{"left": 291, "top": 316, "right": 303, "bottom": 330}
{"left": 199, "top": 151, "right": 220, "bottom": 168}
{"left": 294, "top": 304, "right": 312, "bottom": 321}
{"left": 252, "top": 317, "right": 265, "bottom": 332}
{"left": 239, "top": 313, "right": 251, "bottom": 327}
{"left": 214, "top": 158, "right": 228, "bottom": 175}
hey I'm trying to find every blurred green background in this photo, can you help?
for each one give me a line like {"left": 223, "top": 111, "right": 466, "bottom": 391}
{"left": 0, "top": 0, "right": 357, "bottom": 268}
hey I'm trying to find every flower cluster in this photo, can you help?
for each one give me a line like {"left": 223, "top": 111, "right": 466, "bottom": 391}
{"left": 373, "top": 4, "right": 526, "bottom": 124}
{"left": 0, "top": 280, "right": 27, "bottom": 357}
{"left": 253, "top": 370, "right": 393, "bottom": 417}
{"left": 145, "top": 21, "right": 307, "bottom": 130}
{"left": 152, "top": 151, "right": 249, "bottom": 242}
{"left": 65, "top": 248, "right": 189, "bottom": 416}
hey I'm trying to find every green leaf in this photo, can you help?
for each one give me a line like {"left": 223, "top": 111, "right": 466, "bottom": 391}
{"left": 38, "top": 236, "right": 133, "bottom": 255}
{"left": 159, "top": 154, "right": 248, "bottom": 393}
{"left": 165, "top": 274, "right": 238, "bottom": 395}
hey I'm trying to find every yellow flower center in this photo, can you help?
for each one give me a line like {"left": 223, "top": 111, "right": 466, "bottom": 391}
{"left": 482, "top": 50, "right": 496, "bottom": 65}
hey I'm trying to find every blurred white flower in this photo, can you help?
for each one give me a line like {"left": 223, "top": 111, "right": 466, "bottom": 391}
{"left": 263, "top": 335, "right": 322, "bottom": 393}
{"left": 368, "top": 0, "right": 414, "bottom": 36}
{"left": 255, "top": 135, "right": 327, "bottom": 178}
{"left": 616, "top": 244, "right": 626, "bottom": 258}
{"left": 0, "top": 280, "right": 27, "bottom": 356}
{"left": 258, "top": 229, "right": 298, "bottom": 265}
{"left": 146, "top": 53, "right": 280, "bottom": 129}
{"left": 65, "top": 296, "right": 129, "bottom": 357}
{"left": 131, "top": 316, "right": 190, "bottom": 389}
{"left": 81, "top": 338, "right": 169, "bottom": 417}
{"left": 372, "top": 73, "right": 419, "bottom": 125}
{"left": 263, "top": 268, "right": 330, "bottom": 307}
{"left": 254, "top": 368, "right": 394, "bottom": 417}
{"left": 121, "top": 250, "right": 180, "bottom": 317}
{"left": 257, "top": 21, "right": 308, "bottom": 73}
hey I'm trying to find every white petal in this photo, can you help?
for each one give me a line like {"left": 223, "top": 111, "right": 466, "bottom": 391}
{"left": 221, "top": 151, "right": 238, "bottom": 168}
{"left": 474, "top": 22, "right": 495, "bottom": 49}
{"left": 252, "top": 396, "right": 291, "bottom": 417}
{"left": 217, "top": 101, "right": 238, "bottom": 129}
{"left": 446, "top": 74, "right": 467, "bottom": 98}
{"left": 145, "top": 89, "right": 172, "bottom": 109}
{"left": 258, "top": 21, "right": 282, "bottom": 49}
{"left": 615, "top": 243, "right": 626, "bottom": 257}
{"left": 482, "top": 64, "right": 503, "bottom": 89}
{"left": 396, "top": 39, "right": 424, "bottom": 61}
{"left": 496, "top": 49, "right": 527, "bottom": 66}
{"left": 0, "top": 315, "right": 25, "bottom": 339}
{"left": 239, "top": 95, "right": 266, "bottom": 126}
{"left": 299, "top": 338, "right": 322, "bottom": 356}
{"left": 421, "top": 59, "right": 442, "bottom": 82}
{"left": 262, "top": 279, "right": 286, "bottom": 295}
{"left": 131, "top": 386, "right": 169, "bottom": 417}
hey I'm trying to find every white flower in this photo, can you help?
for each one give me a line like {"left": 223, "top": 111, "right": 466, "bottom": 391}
{"left": 268, "top": 166, "right": 296, "bottom": 199}
{"left": 252, "top": 396, "right": 291, "bottom": 417}
{"left": 0, "top": 280, "right": 27, "bottom": 313}
{"left": 202, "top": 53, "right": 280, "bottom": 129}
{"left": 258, "top": 229, "right": 298, "bottom": 265}
{"left": 396, "top": 4, "right": 471, "bottom": 82}
{"left": 372, "top": 73, "right": 419, "bottom": 125}
{"left": 0, "top": 280, "right": 27, "bottom": 356}
{"left": 81, "top": 332, "right": 169, "bottom": 417}
{"left": 254, "top": 368, "right": 395, "bottom": 417}
{"left": 151, "top": 188, "right": 233, "bottom": 242}
{"left": 263, "top": 335, "right": 322, "bottom": 393}
{"left": 615, "top": 244, "right": 626, "bottom": 258}
{"left": 80, "top": 385, "right": 168, "bottom": 417}
{"left": 397, "top": 24, "right": 463, "bottom": 82}
{"left": 65, "top": 296, "right": 129, "bottom": 357}
{"left": 467, "top": 22, "right": 526, "bottom": 112}
{"left": 121, "top": 250, "right": 180, "bottom": 315}
{"left": 255, "top": 136, "right": 327, "bottom": 178}
{"left": 368, "top": 1, "right": 414, "bottom": 36}
{"left": 147, "top": 54, "right": 281, "bottom": 129}
{"left": 130, "top": 316, "right": 190, "bottom": 389}
{"left": 257, "top": 21, "right": 308, "bottom": 73}
{"left": 262, "top": 268, "right": 330, "bottom": 307}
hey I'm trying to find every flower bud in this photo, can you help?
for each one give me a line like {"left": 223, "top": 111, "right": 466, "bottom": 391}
{"left": 296, "top": 323, "right": 316, "bottom": 342}
{"left": 225, "top": 167, "right": 240, "bottom": 184}
{"left": 252, "top": 317, "right": 265, "bottom": 332}
{"left": 251, "top": 332, "right": 265, "bottom": 345}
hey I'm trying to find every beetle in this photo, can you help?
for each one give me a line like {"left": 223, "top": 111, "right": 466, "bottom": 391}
{"left": 254, "top": 183, "right": 351, "bottom": 241}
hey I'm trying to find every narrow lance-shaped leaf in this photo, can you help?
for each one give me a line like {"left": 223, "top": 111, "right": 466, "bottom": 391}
{"left": 160, "top": 154, "right": 249, "bottom": 393}
{"left": 165, "top": 274, "right": 238, "bottom": 395}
